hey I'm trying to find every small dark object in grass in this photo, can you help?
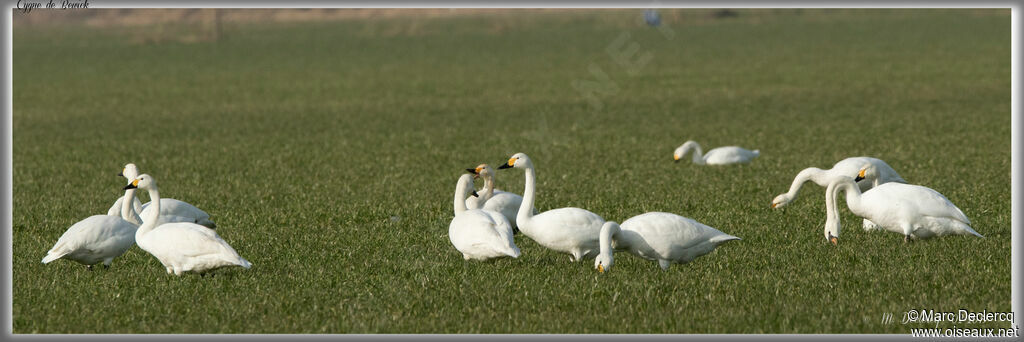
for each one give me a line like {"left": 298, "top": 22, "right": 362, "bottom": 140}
{"left": 713, "top": 9, "right": 739, "bottom": 18}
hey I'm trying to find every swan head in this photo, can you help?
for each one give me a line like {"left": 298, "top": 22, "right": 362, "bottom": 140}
{"left": 465, "top": 164, "right": 495, "bottom": 181}
{"left": 456, "top": 173, "right": 479, "bottom": 198}
{"left": 498, "top": 153, "right": 531, "bottom": 170}
{"left": 672, "top": 140, "right": 699, "bottom": 162}
{"left": 771, "top": 193, "right": 792, "bottom": 209}
{"left": 119, "top": 163, "right": 140, "bottom": 180}
{"left": 124, "top": 173, "right": 156, "bottom": 191}
{"left": 595, "top": 221, "right": 618, "bottom": 273}
{"left": 854, "top": 165, "right": 874, "bottom": 182}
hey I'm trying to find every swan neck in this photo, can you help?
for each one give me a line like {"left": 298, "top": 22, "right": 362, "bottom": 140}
{"left": 120, "top": 188, "right": 141, "bottom": 225}
{"left": 787, "top": 167, "right": 824, "bottom": 198}
{"left": 836, "top": 180, "right": 863, "bottom": 215}
{"left": 517, "top": 165, "right": 536, "bottom": 227}
{"left": 482, "top": 175, "right": 496, "bottom": 200}
{"left": 137, "top": 187, "right": 161, "bottom": 236}
{"left": 598, "top": 222, "right": 619, "bottom": 261}
{"left": 688, "top": 143, "right": 705, "bottom": 164}
{"left": 825, "top": 180, "right": 840, "bottom": 237}
{"left": 453, "top": 178, "right": 469, "bottom": 215}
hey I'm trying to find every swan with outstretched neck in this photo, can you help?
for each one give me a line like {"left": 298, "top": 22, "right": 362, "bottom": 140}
{"left": 125, "top": 174, "right": 250, "bottom": 275}
{"left": 824, "top": 169, "right": 982, "bottom": 244}
{"left": 772, "top": 156, "right": 906, "bottom": 231}
{"left": 594, "top": 212, "right": 740, "bottom": 272}
{"left": 107, "top": 163, "right": 217, "bottom": 229}
{"left": 498, "top": 153, "right": 605, "bottom": 261}
{"left": 673, "top": 140, "right": 759, "bottom": 165}
{"left": 465, "top": 164, "right": 525, "bottom": 233}
{"left": 448, "top": 173, "right": 520, "bottom": 260}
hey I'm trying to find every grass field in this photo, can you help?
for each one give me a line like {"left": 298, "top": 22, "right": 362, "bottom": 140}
{"left": 12, "top": 9, "right": 1011, "bottom": 334}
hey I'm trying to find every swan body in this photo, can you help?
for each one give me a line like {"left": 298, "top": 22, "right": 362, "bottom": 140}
{"left": 126, "top": 174, "right": 250, "bottom": 275}
{"left": 108, "top": 163, "right": 216, "bottom": 229}
{"left": 824, "top": 171, "right": 982, "bottom": 244}
{"left": 673, "top": 140, "right": 759, "bottom": 165}
{"left": 42, "top": 186, "right": 140, "bottom": 269}
{"left": 449, "top": 174, "right": 520, "bottom": 260}
{"left": 499, "top": 153, "right": 605, "bottom": 261}
{"left": 595, "top": 212, "right": 740, "bottom": 272}
{"left": 41, "top": 215, "right": 137, "bottom": 269}
{"left": 465, "top": 164, "right": 528, "bottom": 232}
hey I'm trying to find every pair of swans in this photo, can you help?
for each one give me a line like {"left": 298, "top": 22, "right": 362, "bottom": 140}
{"left": 673, "top": 140, "right": 759, "bottom": 165}
{"left": 772, "top": 156, "right": 906, "bottom": 232}
{"left": 823, "top": 166, "right": 982, "bottom": 244}
{"left": 106, "top": 163, "right": 216, "bottom": 229}
{"left": 464, "top": 164, "right": 525, "bottom": 232}
{"left": 496, "top": 152, "right": 740, "bottom": 271}
{"left": 448, "top": 173, "right": 520, "bottom": 260}
{"left": 42, "top": 166, "right": 248, "bottom": 276}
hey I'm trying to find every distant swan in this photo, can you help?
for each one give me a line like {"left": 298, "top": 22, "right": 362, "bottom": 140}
{"left": 673, "top": 140, "right": 759, "bottom": 165}
{"left": 107, "top": 163, "right": 216, "bottom": 229}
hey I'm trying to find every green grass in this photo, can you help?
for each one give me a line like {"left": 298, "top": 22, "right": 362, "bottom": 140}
{"left": 12, "top": 9, "right": 1010, "bottom": 333}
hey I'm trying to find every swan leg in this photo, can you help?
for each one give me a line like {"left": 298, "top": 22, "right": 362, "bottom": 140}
{"left": 658, "top": 259, "right": 671, "bottom": 271}
{"left": 103, "top": 258, "right": 113, "bottom": 269}
{"left": 570, "top": 249, "right": 583, "bottom": 262}
{"left": 463, "top": 254, "right": 471, "bottom": 261}
{"left": 86, "top": 265, "right": 94, "bottom": 271}
{"left": 901, "top": 223, "right": 914, "bottom": 243}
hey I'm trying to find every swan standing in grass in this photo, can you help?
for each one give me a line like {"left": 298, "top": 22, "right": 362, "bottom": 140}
{"left": 673, "top": 140, "right": 759, "bottom": 165}
{"left": 449, "top": 173, "right": 520, "bottom": 261}
{"left": 594, "top": 212, "right": 740, "bottom": 272}
{"left": 772, "top": 156, "right": 906, "bottom": 231}
{"left": 464, "top": 164, "right": 527, "bottom": 233}
{"left": 498, "top": 153, "right": 605, "bottom": 261}
{"left": 107, "top": 163, "right": 216, "bottom": 229}
{"left": 125, "top": 174, "right": 250, "bottom": 276}
{"left": 824, "top": 170, "right": 982, "bottom": 244}
{"left": 42, "top": 181, "right": 140, "bottom": 270}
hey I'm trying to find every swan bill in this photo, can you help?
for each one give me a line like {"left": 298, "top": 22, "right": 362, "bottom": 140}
{"left": 123, "top": 179, "right": 139, "bottom": 190}
{"left": 854, "top": 169, "right": 866, "bottom": 182}
{"left": 673, "top": 155, "right": 680, "bottom": 162}
{"left": 827, "top": 232, "right": 838, "bottom": 246}
{"left": 498, "top": 159, "right": 515, "bottom": 169}
{"left": 471, "top": 190, "right": 479, "bottom": 198}
{"left": 597, "top": 263, "right": 604, "bottom": 273}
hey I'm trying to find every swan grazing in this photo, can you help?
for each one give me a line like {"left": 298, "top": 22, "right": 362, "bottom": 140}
{"left": 465, "top": 164, "right": 526, "bottom": 232}
{"left": 824, "top": 170, "right": 982, "bottom": 244}
{"left": 107, "top": 163, "right": 216, "bottom": 229}
{"left": 673, "top": 140, "right": 759, "bottom": 165}
{"left": 42, "top": 182, "right": 139, "bottom": 270}
{"left": 126, "top": 174, "right": 250, "bottom": 276}
{"left": 772, "top": 156, "right": 906, "bottom": 231}
{"left": 449, "top": 173, "right": 520, "bottom": 260}
{"left": 594, "top": 213, "right": 740, "bottom": 272}
{"left": 498, "top": 153, "right": 605, "bottom": 261}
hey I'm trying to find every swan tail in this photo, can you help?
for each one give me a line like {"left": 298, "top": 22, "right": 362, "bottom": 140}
{"left": 751, "top": 150, "right": 760, "bottom": 157}
{"left": 710, "top": 234, "right": 741, "bottom": 245}
{"left": 237, "top": 257, "right": 252, "bottom": 269}
{"left": 42, "top": 249, "right": 69, "bottom": 264}
{"left": 962, "top": 226, "right": 984, "bottom": 238}
{"left": 506, "top": 245, "right": 521, "bottom": 258}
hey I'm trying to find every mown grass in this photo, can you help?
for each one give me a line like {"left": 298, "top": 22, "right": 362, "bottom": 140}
{"left": 12, "top": 9, "right": 1010, "bottom": 334}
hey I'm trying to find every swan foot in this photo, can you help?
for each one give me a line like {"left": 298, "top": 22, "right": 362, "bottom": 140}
{"left": 904, "top": 235, "right": 913, "bottom": 243}
{"left": 103, "top": 264, "right": 110, "bottom": 270}
{"left": 86, "top": 265, "right": 93, "bottom": 271}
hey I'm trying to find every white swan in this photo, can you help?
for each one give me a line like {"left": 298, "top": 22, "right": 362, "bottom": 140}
{"left": 824, "top": 170, "right": 982, "bottom": 244}
{"left": 498, "top": 153, "right": 605, "bottom": 261}
{"left": 42, "top": 181, "right": 139, "bottom": 270}
{"left": 594, "top": 212, "right": 740, "bottom": 272}
{"left": 465, "top": 164, "right": 526, "bottom": 232}
{"left": 772, "top": 156, "right": 906, "bottom": 231}
{"left": 673, "top": 140, "right": 759, "bottom": 165}
{"left": 449, "top": 173, "right": 520, "bottom": 260}
{"left": 126, "top": 174, "right": 251, "bottom": 275}
{"left": 107, "top": 163, "right": 216, "bottom": 229}
{"left": 771, "top": 156, "right": 906, "bottom": 208}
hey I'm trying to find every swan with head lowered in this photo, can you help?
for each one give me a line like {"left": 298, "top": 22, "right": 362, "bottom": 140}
{"left": 464, "top": 164, "right": 528, "bottom": 233}
{"left": 772, "top": 157, "right": 906, "bottom": 231}
{"left": 594, "top": 212, "right": 740, "bottom": 272}
{"left": 673, "top": 140, "right": 759, "bottom": 165}
{"left": 125, "top": 174, "right": 250, "bottom": 276}
{"left": 107, "top": 163, "right": 216, "bottom": 229}
{"left": 42, "top": 178, "right": 141, "bottom": 270}
{"left": 449, "top": 173, "right": 520, "bottom": 261}
{"left": 498, "top": 153, "right": 605, "bottom": 262}
{"left": 823, "top": 168, "right": 982, "bottom": 245}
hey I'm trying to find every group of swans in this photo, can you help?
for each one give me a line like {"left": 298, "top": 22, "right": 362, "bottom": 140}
{"left": 42, "top": 163, "right": 250, "bottom": 276}
{"left": 449, "top": 152, "right": 740, "bottom": 272}
{"left": 771, "top": 156, "right": 981, "bottom": 244}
